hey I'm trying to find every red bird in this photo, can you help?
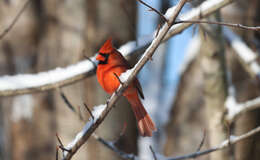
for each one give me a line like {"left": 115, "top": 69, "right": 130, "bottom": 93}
{"left": 96, "top": 38, "right": 156, "bottom": 137}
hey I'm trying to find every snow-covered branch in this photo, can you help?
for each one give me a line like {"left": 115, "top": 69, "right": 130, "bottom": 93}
{"left": 0, "top": 59, "right": 96, "bottom": 96}
{"left": 164, "top": 0, "right": 234, "bottom": 41}
{"left": 62, "top": 0, "right": 188, "bottom": 159}
{"left": 0, "top": 0, "right": 233, "bottom": 97}
{"left": 225, "top": 96, "right": 260, "bottom": 122}
{"left": 223, "top": 28, "right": 260, "bottom": 79}
{"left": 223, "top": 28, "right": 260, "bottom": 122}
{"left": 166, "top": 126, "right": 260, "bottom": 160}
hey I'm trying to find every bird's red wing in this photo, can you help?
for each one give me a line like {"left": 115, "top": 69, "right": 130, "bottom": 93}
{"left": 114, "top": 50, "right": 144, "bottom": 99}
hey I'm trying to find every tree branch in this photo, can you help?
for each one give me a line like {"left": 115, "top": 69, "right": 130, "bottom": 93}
{"left": 62, "top": 0, "right": 188, "bottom": 159}
{"left": 223, "top": 28, "right": 260, "bottom": 79}
{"left": 0, "top": 0, "right": 233, "bottom": 97}
{"left": 0, "top": 0, "right": 32, "bottom": 41}
{"left": 58, "top": 88, "right": 135, "bottom": 160}
{"left": 164, "top": 0, "right": 234, "bottom": 41}
{"left": 93, "top": 134, "right": 138, "bottom": 160}
{"left": 174, "top": 20, "right": 260, "bottom": 31}
{"left": 225, "top": 96, "right": 260, "bottom": 122}
{"left": 136, "top": 0, "right": 169, "bottom": 24}
{"left": 166, "top": 126, "right": 260, "bottom": 160}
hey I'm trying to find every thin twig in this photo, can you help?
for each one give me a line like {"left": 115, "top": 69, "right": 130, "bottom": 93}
{"left": 93, "top": 134, "right": 137, "bottom": 160}
{"left": 56, "top": 146, "right": 59, "bottom": 160}
{"left": 56, "top": 133, "right": 71, "bottom": 153}
{"left": 196, "top": 129, "right": 206, "bottom": 152}
{"left": 136, "top": 0, "right": 169, "bottom": 25}
{"left": 83, "top": 54, "right": 97, "bottom": 69}
{"left": 59, "top": 146, "right": 71, "bottom": 153}
{"left": 113, "top": 72, "right": 123, "bottom": 85}
{"left": 224, "top": 122, "right": 232, "bottom": 147}
{"left": 56, "top": 133, "right": 65, "bottom": 148}
{"left": 149, "top": 145, "right": 158, "bottom": 160}
{"left": 174, "top": 20, "right": 260, "bottom": 31}
{"left": 83, "top": 103, "right": 94, "bottom": 120}
{"left": 59, "top": 89, "right": 76, "bottom": 112}
{"left": 0, "top": 0, "right": 31, "bottom": 41}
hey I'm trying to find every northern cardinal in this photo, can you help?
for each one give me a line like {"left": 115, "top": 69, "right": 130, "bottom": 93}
{"left": 96, "top": 38, "right": 156, "bottom": 137}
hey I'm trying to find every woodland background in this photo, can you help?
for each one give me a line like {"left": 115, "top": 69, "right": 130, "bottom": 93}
{"left": 0, "top": 0, "right": 259, "bottom": 160}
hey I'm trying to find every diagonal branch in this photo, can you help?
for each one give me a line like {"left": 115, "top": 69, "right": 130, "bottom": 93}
{"left": 0, "top": 0, "right": 32, "bottom": 41}
{"left": 58, "top": 87, "right": 135, "bottom": 160}
{"left": 164, "top": 0, "right": 234, "bottom": 41}
{"left": 0, "top": 0, "right": 233, "bottom": 97}
{"left": 223, "top": 28, "right": 260, "bottom": 79}
{"left": 63, "top": 0, "right": 188, "bottom": 159}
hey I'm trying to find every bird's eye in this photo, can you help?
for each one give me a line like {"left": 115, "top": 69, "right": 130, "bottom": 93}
{"left": 99, "top": 53, "right": 108, "bottom": 57}
{"left": 97, "top": 53, "right": 109, "bottom": 64}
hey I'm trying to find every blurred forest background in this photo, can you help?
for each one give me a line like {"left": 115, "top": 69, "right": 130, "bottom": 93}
{"left": 0, "top": 0, "right": 259, "bottom": 160}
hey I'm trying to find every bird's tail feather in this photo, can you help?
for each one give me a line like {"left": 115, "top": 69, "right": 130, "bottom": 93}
{"left": 126, "top": 94, "right": 156, "bottom": 137}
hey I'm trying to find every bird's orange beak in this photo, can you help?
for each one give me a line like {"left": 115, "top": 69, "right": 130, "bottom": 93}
{"left": 96, "top": 54, "right": 106, "bottom": 61}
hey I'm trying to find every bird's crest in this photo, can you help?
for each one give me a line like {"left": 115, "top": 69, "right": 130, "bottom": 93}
{"left": 99, "top": 38, "right": 114, "bottom": 54}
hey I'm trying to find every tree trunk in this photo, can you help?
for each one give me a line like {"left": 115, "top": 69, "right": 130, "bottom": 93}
{"left": 164, "top": 50, "right": 208, "bottom": 159}
{"left": 200, "top": 16, "right": 231, "bottom": 160}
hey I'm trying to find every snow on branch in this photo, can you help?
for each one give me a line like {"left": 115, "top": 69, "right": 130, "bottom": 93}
{"left": 223, "top": 28, "right": 260, "bottom": 122}
{"left": 223, "top": 28, "right": 260, "bottom": 79}
{"left": 225, "top": 96, "right": 260, "bottom": 122}
{"left": 0, "top": 59, "right": 96, "bottom": 96}
{"left": 62, "top": 0, "right": 188, "bottom": 159}
{"left": 0, "top": 0, "right": 233, "bottom": 97}
{"left": 166, "top": 126, "right": 260, "bottom": 160}
{"left": 164, "top": 0, "right": 234, "bottom": 41}
{"left": 63, "top": 104, "right": 106, "bottom": 156}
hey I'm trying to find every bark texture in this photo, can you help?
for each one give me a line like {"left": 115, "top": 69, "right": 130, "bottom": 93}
{"left": 200, "top": 23, "right": 231, "bottom": 160}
